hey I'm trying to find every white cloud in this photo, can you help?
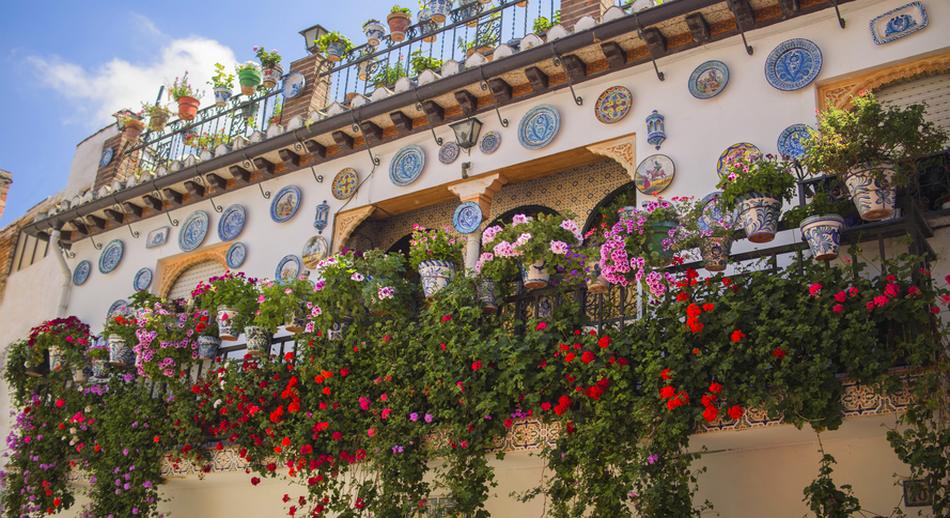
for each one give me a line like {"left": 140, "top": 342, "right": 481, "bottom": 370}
{"left": 29, "top": 31, "right": 237, "bottom": 126}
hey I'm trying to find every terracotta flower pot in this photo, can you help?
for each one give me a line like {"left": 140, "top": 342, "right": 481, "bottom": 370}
{"left": 701, "top": 236, "right": 733, "bottom": 272}
{"left": 845, "top": 164, "right": 897, "bottom": 221}
{"left": 123, "top": 119, "right": 145, "bottom": 141}
{"left": 737, "top": 195, "right": 781, "bottom": 243}
{"left": 418, "top": 260, "right": 457, "bottom": 298}
{"left": 521, "top": 260, "right": 550, "bottom": 290}
{"left": 177, "top": 96, "right": 200, "bottom": 121}
{"left": 801, "top": 214, "right": 845, "bottom": 261}
{"left": 387, "top": 12, "right": 412, "bottom": 42}
{"left": 148, "top": 110, "right": 170, "bottom": 132}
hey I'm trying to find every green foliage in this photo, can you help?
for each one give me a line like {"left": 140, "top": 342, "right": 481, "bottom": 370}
{"left": 410, "top": 49, "right": 443, "bottom": 75}
{"left": 802, "top": 453, "right": 862, "bottom": 518}
{"left": 254, "top": 278, "right": 313, "bottom": 333}
{"left": 782, "top": 190, "right": 854, "bottom": 228}
{"left": 390, "top": 4, "right": 412, "bottom": 15}
{"left": 192, "top": 272, "right": 260, "bottom": 333}
{"left": 254, "top": 46, "right": 282, "bottom": 69}
{"left": 479, "top": 212, "right": 585, "bottom": 284}
{"left": 371, "top": 62, "right": 408, "bottom": 87}
{"left": 167, "top": 72, "right": 200, "bottom": 101}
{"left": 532, "top": 10, "right": 560, "bottom": 34}
{"left": 315, "top": 32, "right": 354, "bottom": 55}
{"left": 717, "top": 153, "right": 797, "bottom": 212}
{"left": 407, "top": 225, "right": 464, "bottom": 270}
{"left": 208, "top": 62, "right": 234, "bottom": 89}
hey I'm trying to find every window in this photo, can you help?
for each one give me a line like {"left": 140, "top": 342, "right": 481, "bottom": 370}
{"left": 167, "top": 260, "right": 226, "bottom": 300}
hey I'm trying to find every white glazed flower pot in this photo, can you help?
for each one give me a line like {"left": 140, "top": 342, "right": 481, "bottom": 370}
{"left": 244, "top": 326, "right": 271, "bottom": 356}
{"left": 521, "top": 260, "right": 550, "bottom": 290}
{"left": 845, "top": 164, "right": 896, "bottom": 221}
{"left": 801, "top": 214, "right": 845, "bottom": 261}
{"left": 737, "top": 196, "right": 781, "bottom": 244}
{"left": 197, "top": 335, "right": 222, "bottom": 360}
{"left": 108, "top": 335, "right": 134, "bottom": 367}
{"left": 418, "top": 260, "right": 457, "bottom": 298}
{"left": 217, "top": 306, "right": 239, "bottom": 341}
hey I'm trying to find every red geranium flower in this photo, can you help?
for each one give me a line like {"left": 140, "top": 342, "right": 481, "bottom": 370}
{"left": 535, "top": 321, "right": 548, "bottom": 331}
{"left": 708, "top": 382, "right": 722, "bottom": 394}
{"left": 702, "top": 405, "right": 718, "bottom": 422}
{"left": 727, "top": 405, "right": 744, "bottom": 420}
{"left": 660, "top": 368, "right": 672, "bottom": 380}
{"left": 597, "top": 335, "right": 611, "bottom": 349}
{"left": 771, "top": 346, "right": 786, "bottom": 359}
{"left": 581, "top": 351, "right": 596, "bottom": 364}
{"left": 730, "top": 329, "right": 746, "bottom": 343}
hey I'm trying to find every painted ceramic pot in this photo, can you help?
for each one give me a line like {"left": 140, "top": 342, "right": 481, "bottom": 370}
{"left": 845, "top": 164, "right": 896, "bottom": 221}
{"left": 428, "top": 0, "right": 452, "bottom": 23}
{"left": 72, "top": 366, "right": 88, "bottom": 384}
{"left": 521, "top": 260, "right": 550, "bottom": 290}
{"left": 418, "top": 260, "right": 457, "bottom": 298}
{"left": 148, "top": 110, "right": 170, "bottom": 132}
{"left": 238, "top": 67, "right": 262, "bottom": 95}
{"left": 177, "top": 96, "right": 200, "bottom": 121}
{"left": 48, "top": 346, "right": 65, "bottom": 373}
{"left": 108, "top": 335, "right": 135, "bottom": 367}
{"left": 647, "top": 220, "right": 678, "bottom": 261}
{"left": 478, "top": 279, "right": 498, "bottom": 314}
{"left": 701, "top": 236, "right": 733, "bottom": 272}
{"left": 284, "top": 306, "right": 307, "bottom": 333}
{"left": 261, "top": 65, "right": 283, "bottom": 89}
{"left": 216, "top": 306, "right": 240, "bottom": 341}
{"left": 324, "top": 41, "right": 347, "bottom": 62}
{"left": 363, "top": 21, "right": 386, "bottom": 47}
{"left": 213, "top": 87, "right": 232, "bottom": 107}
{"left": 91, "top": 358, "right": 108, "bottom": 379}
{"left": 737, "top": 196, "right": 782, "bottom": 243}
{"left": 327, "top": 317, "right": 353, "bottom": 341}
{"left": 387, "top": 12, "right": 412, "bottom": 42}
{"left": 244, "top": 326, "right": 271, "bottom": 356}
{"left": 197, "top": 335, "right": 222, "bottom": 360}
{"left": 586, "top": 261, "right": 610, "bottom": 294}
{"left": 801, "top": 214, "right": 845, "bottom": 261}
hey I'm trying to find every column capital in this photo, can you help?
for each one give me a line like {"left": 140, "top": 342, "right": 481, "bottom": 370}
{"left": 586, "top": 135, "right": 636, "bottom": 182}
{"left": 447, "top": 173, "right": 506, "bottom": 215}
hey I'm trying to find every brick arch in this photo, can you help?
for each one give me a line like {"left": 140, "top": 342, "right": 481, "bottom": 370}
{"left": 155, "top": 242, "right": 230, "bottom": 299}
{"left": 817, "top": 50, "right": 950, "bottom": 110}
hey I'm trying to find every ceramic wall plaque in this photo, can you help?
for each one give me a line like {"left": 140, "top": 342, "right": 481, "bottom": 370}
{"left": 697, "top": 191, "right": 737, "bottom": 232}
{"left": 764, "top": 38, "right": 822, "bottom": 91}
{"left": 479, "top": 131, "right": 502, "bottom": 154}
{"left": 594, "top": 86, "right": 633, "bottom": 124}
{"left": 332, "top": 168, "right": 359, "bottom": 200}
{"left": 717, "top": 142, "right": 761, "bottom": 177}
{"left": 275, "top": 254, "right": 302, "bottom": 283}
{"left": 282, "top": 71, "right": 307, "bottom": 99}
{"left": 870, "top": 1, "right": 928, "bottom": 44}
{"left": 518, "top": 105, "right": 560, "bottom": 150}
{"left": 452, "top": 201, "right": 483, "bottom": 234}
{"left": 218, "top": 204, "right": 247, "bottom": 241}
{"left": 302, "top": 235, "right": 330, "bottom": 269}
{"left": 390, "top": 145, "right": 426, "bottom": 186}
{"left": 107, "top": 299, "right": 129, "bottom": 319}
{"left": 634, "top": 154, "right": 675, "bottom": 196}
{"left": 145, "top": 226, "right": 170, "bottom": 248}
{"left": 270, "top": 185, "right": 302, "bottom": 222}
{"left": 777, "top": 124, "right": 811, "bottom": 160}
{"left": 688, "top": 60, "right": 729, "bottom": 99}
{"left": 98, "top": 239, "right": 124, "bottom": 274}
{"left": 99, "top": 147, "right": 114, "bottom": 168}
{"left": 179, "top": 210, "right": 210, "bottom": 251}
{"left": 226, "top": 242, "right": 247, "bottom": 269}
{"left": 133, "top": 267, "right": 153, "bottom": 292}
{"left": 438, "top": 141, "right": 460, "bottom": 164}
{"left": 73, "top": 260, "right": 91, "bottom": 286}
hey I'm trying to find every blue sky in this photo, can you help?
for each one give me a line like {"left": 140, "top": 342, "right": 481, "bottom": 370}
{"left": 0, "top": 1, "right": 393, "bottom": 226}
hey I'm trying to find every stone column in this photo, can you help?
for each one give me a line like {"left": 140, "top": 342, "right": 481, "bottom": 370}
{"left": 447, "top": 174, "right": 506, "bottom": 272}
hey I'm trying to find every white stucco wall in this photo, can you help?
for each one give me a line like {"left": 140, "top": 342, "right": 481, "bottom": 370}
{"left": 63, "top": 126, "right": 117, "bottom": 201}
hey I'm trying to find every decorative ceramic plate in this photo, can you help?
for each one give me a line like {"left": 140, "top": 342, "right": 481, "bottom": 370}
{"left": 302, "top": 235, "right": 330, "bottom": 269}
{"left": 270, "top": 185, "right": 302, "bottom": 222}
{"left": 697, "top": 191, "right": 736, "bottom": 232}
{"left": 106, "top": 299, "right": 128, "bottom": 319}
{"left": 145, "top": 226, "right": 169, "bottom": 248}
{"left": 133, "top": 267, "right": 153, "bottom": 292}
{"left": 717, "top": 142, "right": 761, "bottom": 177}
{"left": 275, "top": 254, "right": 302, "bottom": 283}
{"left": 452, "top": 201, "right": 483, "bottom": 234}
{"left": 479, "top": 131, "right": 502, "bottom": 154}
{"left": 764, "top": 38, "right": 823, "bottom": 91}
{"left": 332, "top": 168, "right": 359, "bottom": 200}
{"left": 99, "top": 147, "right": 114, "bottom": 168}
{"left": 870, "top": 1, "right": 928, "bottom": 45}
{"left": 218, "top": 204, "right": 247, "bottom": 242}
{"left": 179, "top": 210, "right": 210, "bottom": 252}
{"left": 518, "top": 105, "right": 560, "bottom": 150}
{"left": 777, "top": 124, "right": 811, "bottom": 160}
{"left": 389, "top": 145, "right": 426, "bottom": 186}
{"left": 634, "top": 154, "right": 675, "bottom": 195}
{"left": 688, "top": 60, "right": 729, "bottom": 99}
{"left": 73, "top": 260, "right": 91, "bottom": 286}
{"left": 438, "top": 141, "right": 460, "bottom": 164}
{"left": 282, "top": 71, "right": 307, "bottom": 99}
{"left": 594, "top": 86, "right": 633, "bottom": 123}
{"left": 98, "top": 239, "right": 124, "bottom": 274}
{"left": 226, "top": 242, "right": 247, "bottom": 269}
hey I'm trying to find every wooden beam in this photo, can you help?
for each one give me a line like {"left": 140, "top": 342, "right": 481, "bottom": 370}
{"left": 104, "top": 208, "right": 124, "bottom": 224}
{"left": 389, "top": 111, "right": 413, "bottom": 133}
{"left": 163, "top": 188, "right": 183, "bottom": 206}
{"left": 421, "top": 100, "right": 445, "bottom": 124}
{"left": 73, "top": 220, "right": 88, "bottom": 236}
{"left": 524, "top": 67, "right": 549, "bottom": 92}
{"left": 600, "top": 42, "right": 627, "bottom": 69}
{"left": 641, "top": 28, "right": 667, "bottom": 56}
{"left": 561, "top": 55, "right": 588, "bottom": 81}
{"left": 685, "top": 13, "right": 710, "bottom": 44}
{"left": 726, "top": 0, "right": 755, "bottom": 29}
{"left": 305, "top": 139, "right": 326, "bottom": 157}
{"left": 778, "top": 0, "right": 799, "bottom": 17}
{"left": 88, "top": 215, "right": 106, "bottom": 230}
{"left": 454, "top": 90, "right": 478, "bottom": 116}
{"left": 253, "top": 157, "right": 276, "bottom": 175}
{"left": 123, "top": 202, "right": 143, "bottom": 217}
{"left": 359, "top": 121, "right": 383, "bottom": 144}
{"left": 143, "top": 194, "right": 163, "bottom": 211}
{"left": 184, "top": 180, "right": 205, "bottom": 198}
{"left": 206, "top": 173, "right": 227, "bottom": 191}
{"left": 487, "top": 78, "right": 512, "bottom": 103}
{"left": 332, "top": 131, "right": 354, "bottom": 149}
{"left": 278, "top": 148, "right": 302, "bottom": 167}
{"left": 228, "top": 165, "right": 251, "bottom": 184}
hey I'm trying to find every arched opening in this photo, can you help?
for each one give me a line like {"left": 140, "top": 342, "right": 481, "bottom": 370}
{"left": 582, "top": 182, "right": 638, "bottom": 236}
{"left": 167, "top": 260, "right": 227, "bottom": 300}
{"left": 386, "top": 233, "right": 414, "bottom": 257}
{"left": 488, "top": 204, "right": 558, "bottom": 228}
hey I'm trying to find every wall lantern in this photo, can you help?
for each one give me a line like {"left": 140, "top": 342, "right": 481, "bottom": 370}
{"left": 646, "top": 110, "right": 666, "bottom": 150}
{"left": 314, "top": 200, "right": 330, "bottom": 234}
{"left": 300, "top": 24, "right": 329, "bottom": 55}
{"left": 449, "top": 117, "right": 483, "bottom": 152}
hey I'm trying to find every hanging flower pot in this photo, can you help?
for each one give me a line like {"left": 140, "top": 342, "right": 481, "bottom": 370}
{"left": 516, "top": 0, "right": 528, "bottom": 6}
{"left": 647, "top": 220, "right": 678, "bottom": 261}
{"left": 238, "top": 66, "right": 262, "bottom": 96}
{"left": 244, "top": 326, "right": 271, "bottom": 356}
{"left": 844, "top": 164, "right": 896, "bottom": 221}
{"left": 25, "top": 351, "right": 50, "bottom": 377}
{"left": 72, "top": 366, "right": 87, "bottom": 384}
{"left": 521, "top": 260, "right": 550, "bottom": 290}
{"left": 261, "top": 64, "right": 283, "bottom": 90}
{"left": 478, "top": 279, "right": 498, "bottom": 313}
{"left": 216, "top": 306, "right": 240, "bottom": 341}
{"left": 108, "top": 335, "right": 134, "bottom": 367}
{"left": 357, "top": 60, "right": 371, "bottom": 81}
{"left": 122, "top": 118, "right": 145, "bottom": 141}
{"left": 701, "top": 236, "right": 733, "bottom": 272}
{"left": 148, "top": 109, "right": 170, "bottom": 132}
{"left": 586, "top": 260, "right": 610, "bottom": 294}
{"left": 213, "top": 86, "right": 232, "bottom": 108}
{"left": 387, "top": 11, "right": 412, "bottom": 42}
{"left": 363, "top": 20, "right": 386, "bottom": 47}
{"left": 91, "top": 358, "right": 108, "bottom": 379}
{"left": 197, "top": 335, "right": 222, "bottom": 360}
{"left": 737, "top": 195, "right": 781, "bottom": 243}
{"left": 431, "top": 0, "right": 453, "bottom": 22}
{"left": 176, "top": 95, "right": 200, "bottom": 121}
{"left": 801, "top": 214, "right": 845, "bottom": 261}
{"left": 48, "top": 345, "right": 65, "bottom": 373}
{"left": 284, "top": 308, "right": 306, "bottom": 334}
{"left": 242, "top": 101, "right": 261, "bottom": 121}
{"left": 418, "top": 260, "right": 457, "bottom": 298}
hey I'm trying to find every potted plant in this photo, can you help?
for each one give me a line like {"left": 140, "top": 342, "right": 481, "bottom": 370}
{"left": 387, "top": 5, "right": 413, "bottom": 42}
{"left": 783, "top": 191, "right": 853, "bottom": 261}
{"left": 802, "top": 93, "right": 948, "bottom": 221}
{"left": 142, "top": 103, "right": 172, "bottom": 132}
{"left": 359, "top": 250, "right": 415, "bottom": 318}
{"left": 25, "top": 316, "right": 91, "bottom": 380}
{"left": 267, "top": 100, "right": 282, "bottom": 126}
{"left": 410, "top": 49, "right": 442, "bottom": 76}
{"left": 192, "top": 272, "right": 260, "bottom": 341}
{"left": 315, "top": 32, "right": 353, "bottom": 63}
{"left": 409, "top": 224, "right": 464, "bottom": 298}
{"left": 133, "top": 300, "right": 199, "bottom": 380}
{"left": 480, "top": 212, "right": 585, "bottom": 291}
{"left": 532, "top": 11, "right": 559, "bottom": 36}
{"left": 236, "top": 62, "right": 262, "bottom": 96}
{"left": 168, "top": 72, "right": 202, "bottom": 121}
{"left": 417, "top": 2, "right": 438, "bottom": 43}
{"left": 717, "top": 152, "right": 796, "bottom": 243}
{"left": 255, "top": 46, "right": 283, "bottom": 89}
{"left": 101, "top": 313, "right": 138, "bottom": 367}
{"left": 679, "top": 198, "right": 734, "bottom": 272}
{"left": 115, "top": 109, "right": 146, "bottom": 141}
{"left": 86, "top": 342, "right": 109, "bottom": 378}
{"left": 372, "top": 63, "right": 409, "bottom": 89}
{"left": 256, "top": 278, "right": 313, "bottom": 335}
{"left": 363, "top": 19, "right": 387, "bottom": 46}
{"left": 208, "top": 62, "right": 234, "bottom": 107}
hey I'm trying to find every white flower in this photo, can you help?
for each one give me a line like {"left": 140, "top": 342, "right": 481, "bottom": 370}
{"left": 351, "top": 272, "right": 365, "bottom": 282}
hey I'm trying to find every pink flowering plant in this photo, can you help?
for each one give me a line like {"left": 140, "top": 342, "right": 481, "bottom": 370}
{"left": 254, "top": 277, "right": 314, "bottom": 334}
{"left": 26, "top": 316, "right": 91, "bottom": 373}
{"left": 359, "top": 250, "right": 415, "bottom": 318}
{"left": 310, "top": 252, "right": 370, "bottom": 329}
{"left": 407, "top": 224, "right": 464, "bottom": 270}
{"left": 192, "top": 271, "right": 260, "bottom": 333}
{"left": 716, "top": 151, "right": 796, "bottom": 212}
{"left": 478, "top": 212, "right": 586, "bottom": 285}
{"left": 133, "top": 299, "right": 199, "bottom": 380}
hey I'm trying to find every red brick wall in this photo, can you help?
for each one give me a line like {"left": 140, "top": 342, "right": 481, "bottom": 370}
{"left": 560, "top": 0, "right": 612, "bottom": 30}
{"left": 282, "top": 54, "right": 331, "bottom": 124}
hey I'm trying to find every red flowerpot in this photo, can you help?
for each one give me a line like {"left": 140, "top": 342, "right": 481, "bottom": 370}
{"left": 177, "top": 96, "right": 200, "bottom": 121}
{"left": 387, "top": 12, "right": 411, "bottom": 42}
{"left": 123, "top": 119, "right": 145, "bottom": 141}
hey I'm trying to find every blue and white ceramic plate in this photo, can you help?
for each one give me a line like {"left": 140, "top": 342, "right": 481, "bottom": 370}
{"left": 764, "top": 38, "right": 822, "bottom": 91}
{"left": 133, "top": 267, "right": 153, "bottom": 292}
{"left": 226, "top": 242, "right": 247, "bottom": 269}
{"left": 688, "top": 60, "right": 729, "bottom": 99}
{"left": 697, "top": 191, "right": 736, "bottom": 232}
{"left": 453, "top": 201, "right": 483, "bottom": 234}
{"left": 99, "top": 147, "right": 114, "bottom": 168}
{"left": 717, "top": 142, "right": 761, "bottom": 177}
{"left": 217, "top": 204, "right": 247, "bottom": 242}
{"left": 870, "top": 1, "right": 928, "bottom": 45}
{"left": 73, "top": 260, "right": 91, "bottom": 286}
{"left": 389, "top": 145, "right": 426, "bottom": 186}
{"left": 179, "top": 210, "right": 210, "bottom": 252}
{"left": 777, "top": 124, "right": 811, "bottom": 160}
{"left": 270, "top": 185, "right": 302, "bottom": 222}
{"left": 145, "top": 226, "right": 169, "bottom": 248}
{"left": 98, "top": 239, "right": 124, "bottom": 274}
{"left": 106, "top": 299, "right": 128, "bottom": 319}
{"left": 518, "top": 105, "right": 560, "bottom": 150}
{"left": 275, "top": 254, "right": 302, "bottom": 283}
{"left": 302, "top": 235, "right": 329, "bottom": 269}
{"left": 439, "top": 141, "right": 460, "bottom": 164}
{"left": 282, "top": 71, "right": 307, "bottom": 99}
{"left": 479, "top": 131, "right": 502, "bottom": 154}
